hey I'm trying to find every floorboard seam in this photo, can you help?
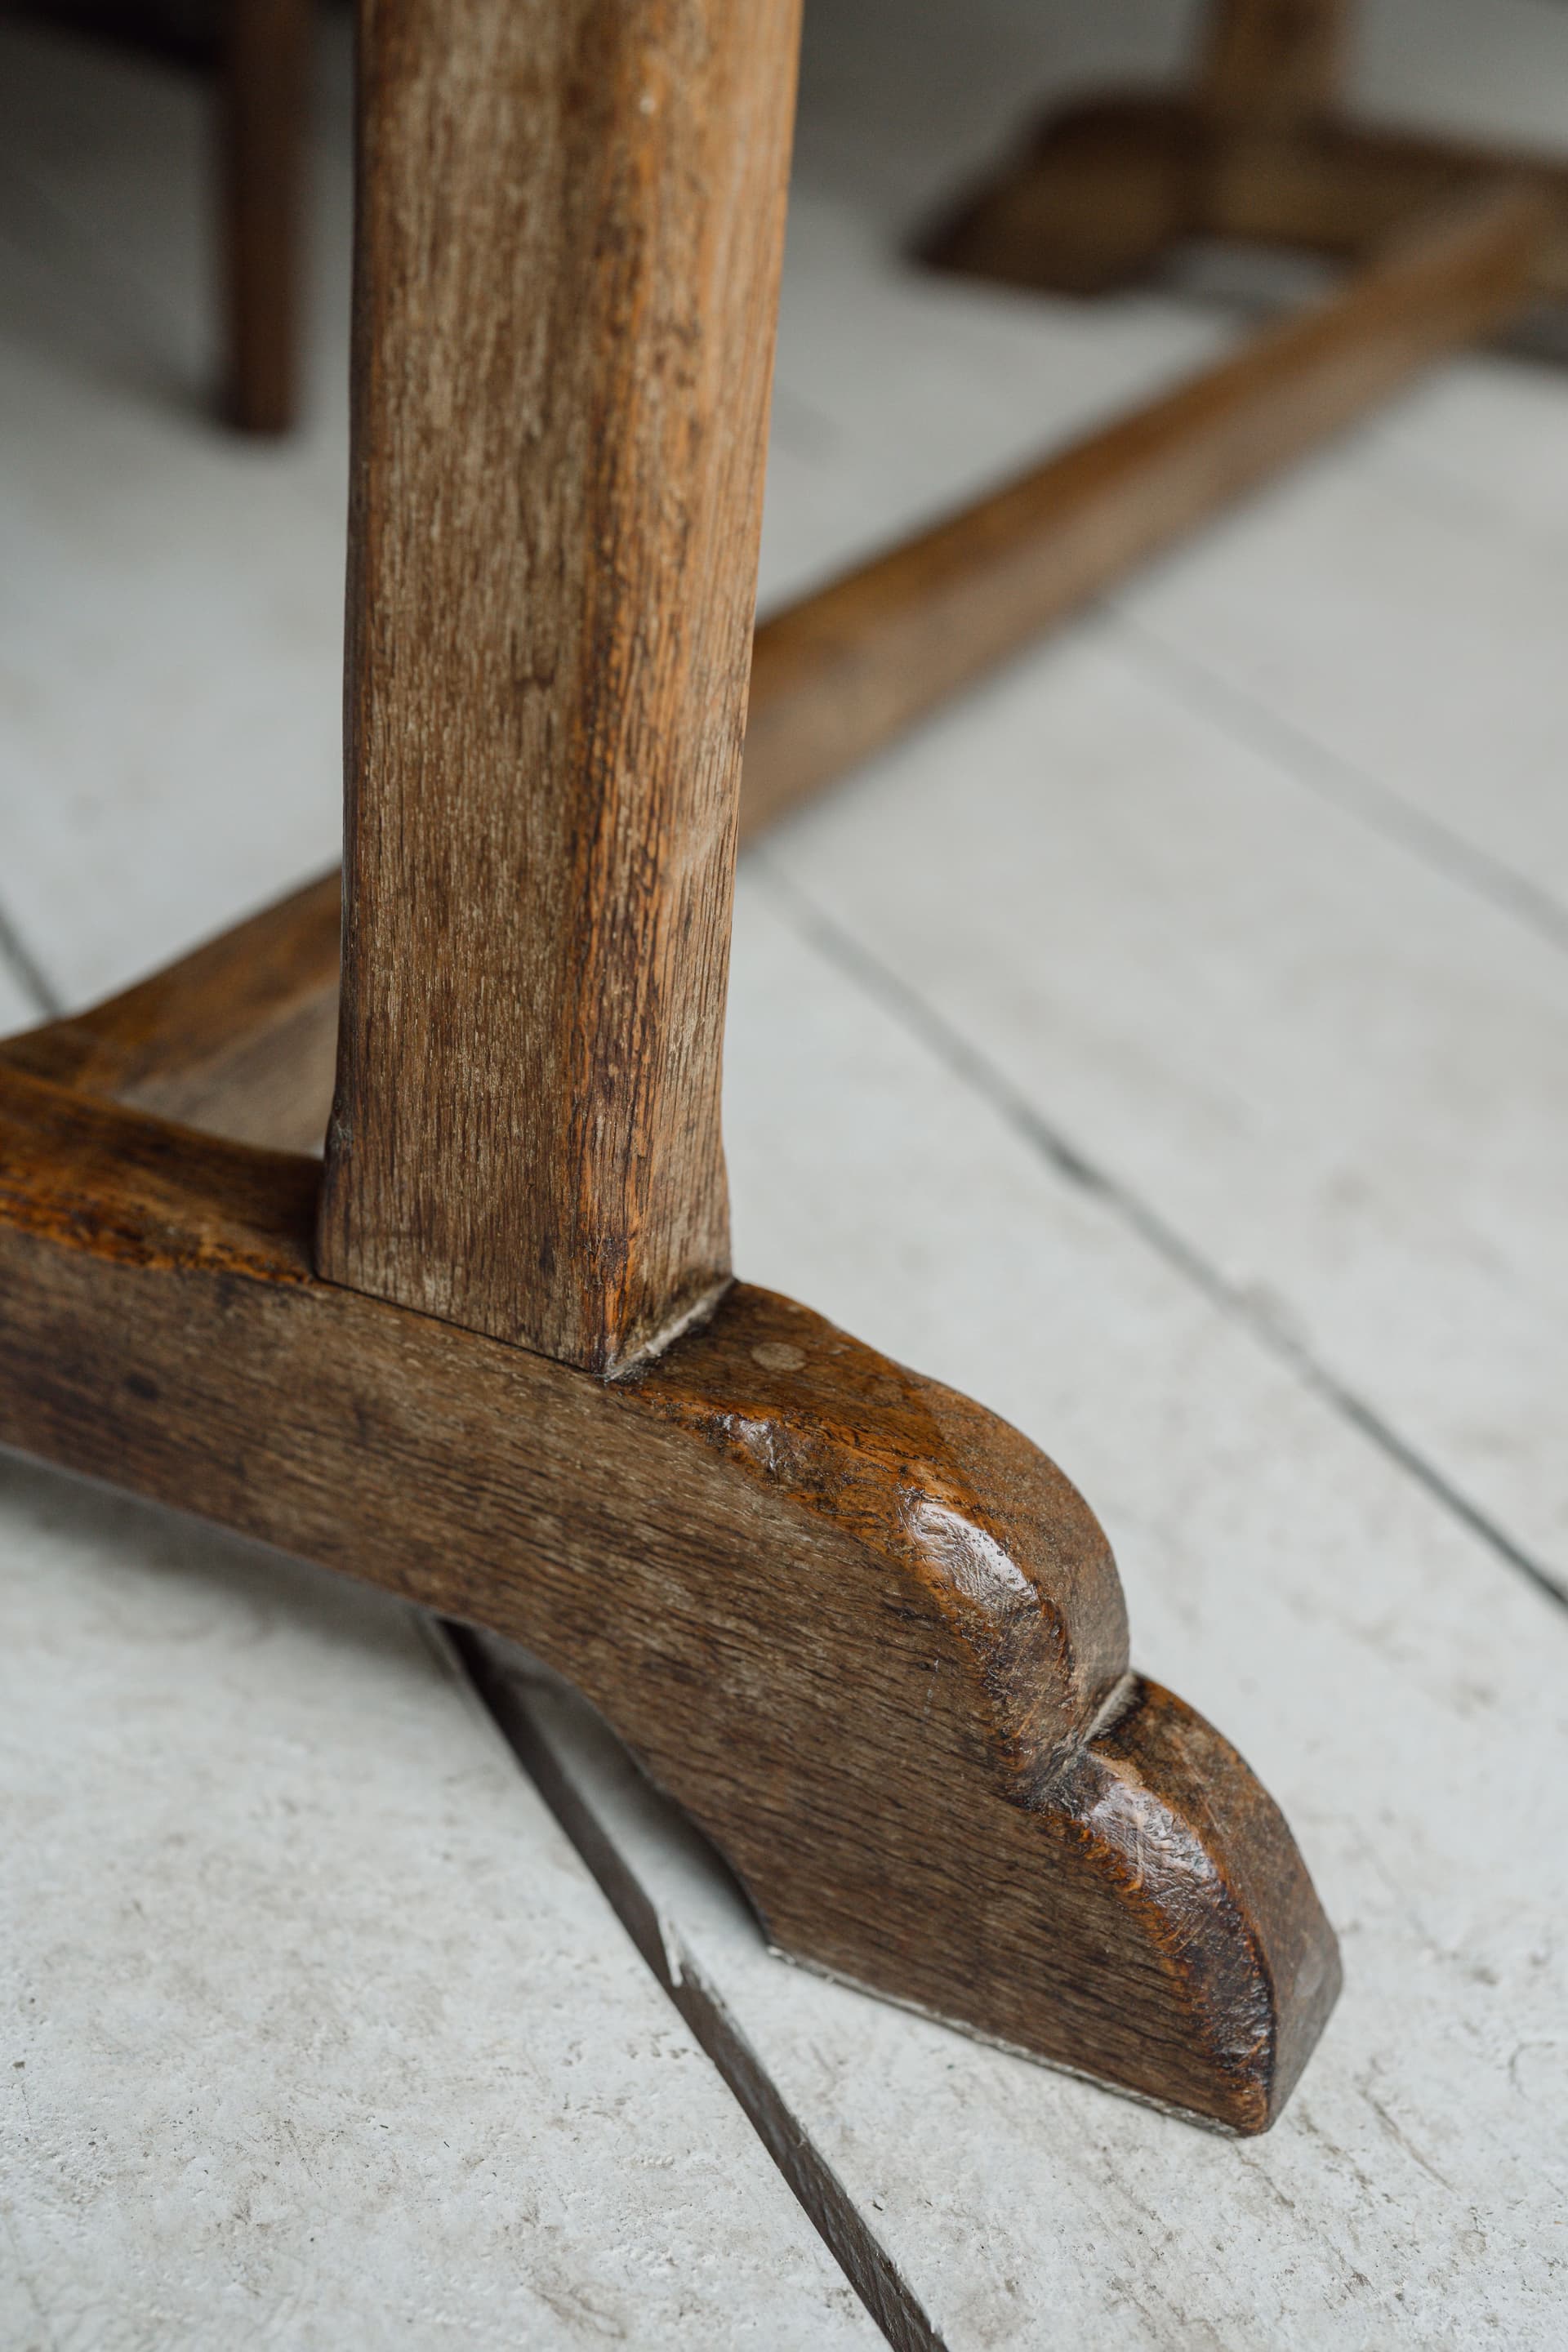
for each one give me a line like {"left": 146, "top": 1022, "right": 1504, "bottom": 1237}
{"left": 0, "top": 903, "right": 60, "bottom": 1020}
{"left": 758, "top": 857, "right": 1568, "bottom": 1620}
{"left": 1111, "top": 609, "right": 1568, "bottom": 961}
{"left": 444, "top": 1626, "right": 947, "bottom": 2352}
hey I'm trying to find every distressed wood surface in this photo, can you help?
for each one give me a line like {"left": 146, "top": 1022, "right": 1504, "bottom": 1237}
{"left": 220, "top": 0, "right": 310, "bottom": 433}
{"left": 0, "top": 0, "right": 1339, "bottom": 2145}
{"left": 0, "top": 1446, "right": 879, "bottom": 2349}
{"left": 318, "top": 0, "right": 800, "bottom": 1374}
{"left": 468, "top": 873, "right": 1568, "bottom": 2348}
{"left": 0, "top": 11, "right": 1232, "bottom": 1010}
{"left": 6, "top": 4, "right": 1568, "bottom": 2336}
{"left": 0, "top": 1062, "right": 1337, "bottom": 2131}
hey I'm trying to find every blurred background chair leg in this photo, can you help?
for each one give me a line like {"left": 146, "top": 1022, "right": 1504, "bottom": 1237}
{"left": 219, "top": 0, "right": 310, "bottom": 433}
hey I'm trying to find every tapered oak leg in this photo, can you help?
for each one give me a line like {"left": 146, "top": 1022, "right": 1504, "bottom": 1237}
{"left": 0, "top": 0, "right": 1343, "bottom": 2132}
{"left": 220, "top": 0, "right": 310, "bottom": 433}
{"left": 317, "top": 0, "right": 800, "bottom": 1373}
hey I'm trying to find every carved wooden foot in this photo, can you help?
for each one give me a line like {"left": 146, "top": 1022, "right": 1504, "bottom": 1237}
{"left": 2, "top": 0, "right": 1341, "bottom": 2134}
{"left": 0, "top": 1049, "right": 1339, "bottom": 2129}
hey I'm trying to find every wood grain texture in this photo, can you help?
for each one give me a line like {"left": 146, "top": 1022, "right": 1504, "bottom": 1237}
{"left": 220, "top": 0, "right": 310, "bottom": 433}
{"left": 929, "top": 91, "right": 1568, "bottom": 305}
{"left": 4, "top": 6, "right": 1563, "bottom": 2316}
{"left": 2, "top": 871, "right": 340, "bottom": 1152}
{"left": 0, "top": 1063, "right": 1339, "bottom": 2131}
{"left": 1200, "top": 0, "right": 1347, "bottom": 120}
{"left": 318, "top": 0, "right": 800, "bottom": 1374}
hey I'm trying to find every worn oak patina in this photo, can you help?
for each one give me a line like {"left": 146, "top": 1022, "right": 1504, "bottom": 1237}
{"left": 0, "top": 0, "right": 1359, "bottom": 2130}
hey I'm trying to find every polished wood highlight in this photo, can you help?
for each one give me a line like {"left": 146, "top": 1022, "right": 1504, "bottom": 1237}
{"left": 318, "top": 0, "right": 800, "bottom": 1375}
{"left": 0, "top": 1062, "right": 1339, "bottom": 2132}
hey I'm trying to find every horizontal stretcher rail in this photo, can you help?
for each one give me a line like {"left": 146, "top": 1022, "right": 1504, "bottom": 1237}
{"left": 0, "top": 178, "right": 1544, "bottom": 1154}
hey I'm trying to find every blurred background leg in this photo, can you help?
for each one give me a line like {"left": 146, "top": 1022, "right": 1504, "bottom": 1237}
{"left": 220, "top": 0, "right": 310, "bottom": 430}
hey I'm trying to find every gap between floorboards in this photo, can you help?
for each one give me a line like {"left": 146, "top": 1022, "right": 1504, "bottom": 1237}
{"left": 752, "top": 854, "right": 1568, "bottom": 1622}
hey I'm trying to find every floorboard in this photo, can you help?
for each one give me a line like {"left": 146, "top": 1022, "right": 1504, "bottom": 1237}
{"left": 763, "top": 607, "right": 1568, "bottom": 1597}
{"left": 1117, "top": 403, "right": 1568, "bottom": 903}
{"left": 0, "top": 1456, "right": 879, "bottom": 2348}
{"left": 3, "top": 4, "right": 1566, "bottom": 2343}
{"left": 488, "top": 877, "right": 1568, "bottom": 2349}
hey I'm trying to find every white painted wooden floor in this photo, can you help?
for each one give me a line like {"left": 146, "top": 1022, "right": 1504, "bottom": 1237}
{"left": 3, "top": 3, "right": 1567, "bottom": 2345}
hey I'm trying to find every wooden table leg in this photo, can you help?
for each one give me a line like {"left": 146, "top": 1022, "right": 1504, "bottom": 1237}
{"left": 317, "top": 0, "right": 798, "bottom": 1374}
{"left": 220, "top": 0, "right": 311, "bottom": 433}
{"left": 5, "top": 177, "right": 1543, "bottom": 1148}
{"left": 0, "top": 0, "right": 1343, "bottom": 2132}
